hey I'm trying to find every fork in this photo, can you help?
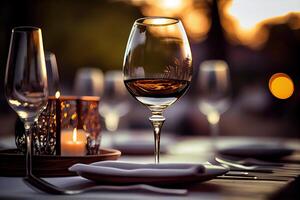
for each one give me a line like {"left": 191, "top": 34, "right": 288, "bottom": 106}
{"left": 212, "top": 157, "right": 273, "bottom": 173}
{"left": 210, "top": 157, "right": 299, "bottom": 181}
{"left": 23, "top": 174, "right": 187, "bottom": 195}
{"left": 215, "top": 157, "right": 300, "bottom": 175}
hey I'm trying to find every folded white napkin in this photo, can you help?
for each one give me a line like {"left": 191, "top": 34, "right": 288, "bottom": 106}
{"left": 69, "top": 161, "right": 205, "bottom": 177}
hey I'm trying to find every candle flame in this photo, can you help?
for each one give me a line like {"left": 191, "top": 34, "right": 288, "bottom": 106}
{"left": 72, "top": 128, "right": 77, "bottom": 142}
{"left": 55, "top": 91, "right": 60, "bottom": 99}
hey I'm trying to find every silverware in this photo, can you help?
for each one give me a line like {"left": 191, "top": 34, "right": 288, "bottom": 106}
{"left": 210, "top": 157, "right": 300, "bottom": 181}
{"left": 215, "top": 157, "right": 300, "bottom": 174}
{"left": 231, "top": 158, "right": 300, "bottom": 171}
{"left": 226, "top": 171, "right": 296, "bottom": 179}
{"left": 209, "top": 157, "right": 273, "bottom": 173}
{"left": 24, "top": 174, "right": 187, "bottom": 195}
{"left": 219, "top": 156, "right": 300, "bottom": 170}
{"left": 231, "top": 157, "right": 284, "bottom": 167}
{"left": 216, "top": 175, "right": 291, "bottom": 182}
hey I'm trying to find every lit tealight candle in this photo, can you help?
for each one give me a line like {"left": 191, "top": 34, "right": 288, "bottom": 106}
{"left": 61, "top": 128, "right": 87, "bottom": 156}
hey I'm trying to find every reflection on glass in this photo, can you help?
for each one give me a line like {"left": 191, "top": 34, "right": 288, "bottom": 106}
{"left": 197, "top": 60, "right": 231, "bottom": 150}
{"left": 123, "top": 17, "right": 192, "bottom": 163}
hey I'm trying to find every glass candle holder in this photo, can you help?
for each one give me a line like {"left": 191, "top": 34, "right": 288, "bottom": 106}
{"left": 15, "top": 96, "right": 101, "bottom": 155}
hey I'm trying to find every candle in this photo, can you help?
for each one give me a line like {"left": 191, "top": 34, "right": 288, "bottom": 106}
{"left": 61, "top": 128, "right": 87, "bottom": 156}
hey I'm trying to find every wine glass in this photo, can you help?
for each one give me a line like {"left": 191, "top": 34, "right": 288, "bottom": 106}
{"left": 197, "top": 60, "right": 231, "bottom": 150}
{"left": 74, "top": 68, "right": 104, "bottom": 96}
{"left": 123, "top": 17, "right": 192, "bottom": 163}
{"left": 45, "top": 52, "right": 60, "bottom": 96}
{"left": 99, "top": 70, "right": 129, "bottom": 133}
{"left": 5, "top": 27, "right": 48, "bottom": 176}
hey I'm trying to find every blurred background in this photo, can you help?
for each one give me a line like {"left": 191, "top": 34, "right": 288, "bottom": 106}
{"left": 0, "top": 0, "right": 299, "bottom": 138}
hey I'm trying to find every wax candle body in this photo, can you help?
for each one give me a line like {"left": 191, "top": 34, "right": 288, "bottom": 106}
{"left": 61, "top": 128, "right": 87, "bottom": 156}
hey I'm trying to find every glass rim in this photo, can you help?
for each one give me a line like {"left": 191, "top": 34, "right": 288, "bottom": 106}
{"left": 134, "top": 16, "right": 180, "bottom": 26}
{"left": 12, "top": 26, "right": 41, "bottom": 32}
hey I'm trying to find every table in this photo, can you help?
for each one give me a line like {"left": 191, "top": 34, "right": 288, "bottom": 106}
{"left": 0, "top": 136, "right": 299, "bottom": 200}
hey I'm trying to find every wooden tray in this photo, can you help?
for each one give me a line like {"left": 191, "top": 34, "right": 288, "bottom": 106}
{"left": 0, "top": 148, "right": 121, "bottom": 177}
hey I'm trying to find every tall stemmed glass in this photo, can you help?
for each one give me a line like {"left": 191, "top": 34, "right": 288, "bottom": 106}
{"left": 45, "top": 52, "right": 60, "bottom": 96}
{"left": 99, "top": 70, "right": 129, "bottom": 133}
{"left": 123, "top": 17, "right": 192, "bottom": 163}
{"left": 5, "top": 27, "right": 48, "bottom": 176}
{"left": 197, "top": 60, "right": 231, "bottom": 151}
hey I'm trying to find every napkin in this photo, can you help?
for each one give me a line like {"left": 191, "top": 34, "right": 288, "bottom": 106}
{"left": 69, "top": 161, "right": 205, "bottom": 177}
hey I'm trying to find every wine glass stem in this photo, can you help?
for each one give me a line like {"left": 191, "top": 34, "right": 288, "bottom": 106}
{"left": 149, "top": 112, "right": 165, "bottom": 164}
{"left": 24, "top": 122, "right": 34, "bottom": 177}
{"left": 207, "top": 112, "right": 220, "bottom": 152}
{"left": 210, "top": 121, "right": 219, "bottom": 151}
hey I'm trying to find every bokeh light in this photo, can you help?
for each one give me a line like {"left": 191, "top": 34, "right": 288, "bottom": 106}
{"left": 220, "top": 0, "right": 300, "bottom": 49}
{"left": 129, "top": 0, "right": 211, "bottom": 42}
{"left": 269, "top": 73, "right": 294, "bottom": 99}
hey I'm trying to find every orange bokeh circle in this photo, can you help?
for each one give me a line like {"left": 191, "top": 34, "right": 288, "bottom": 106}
{"left": 269, "top": 73, "right": 294, "bottom": 99}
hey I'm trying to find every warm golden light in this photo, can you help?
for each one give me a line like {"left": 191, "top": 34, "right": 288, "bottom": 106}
{"left": 8, "top": 99, "right": 21, "bottom": 106}
{"left": 160, "top": 0, "right": 183, "bottom": 10}
{"left": 146, "top": 19, "right": 181, "bottom": 38}
{"left": 129, "top": 0, "right": 210, "bottom": 41}
{"left": 269, "top": 73, "right": 294, "bottom": 99}
{"left": 55, "top": 91, "right": 60, "bottom": 99}
{"left": 182, "top": 8, "right": 211, "bottom": 42}
{"left": 72, "top": 128, "right": 77, "bottom": 142}
{"left": 207, "top": 111, "right": 220, "bottom": 124}
{"left": 220, "top": 0, "right": 300, "bottom": 48}
{"left": 61, "top": 128, "right": 87, "bottom": 156}
{"left": 143, "top": 18, "right": 177, "bottom": 25}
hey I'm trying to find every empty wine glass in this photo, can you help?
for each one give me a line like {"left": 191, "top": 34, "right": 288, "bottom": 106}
{"left": 45, "top": 52, "right": 60, "bottom": 96}
{"left": 73, "top": 68, "right": 104, "bottom": 96}
{"left": 5, "top": 27, "right": 48, "bottom": 176}
{"left": 123, "top": 17, "right": 193, "bottom": 163}
{"left": 197, "top": 60, "right": 231, "bottom": 150}
{"left": 99, "top": 70, "right": 129, "bottom": 133}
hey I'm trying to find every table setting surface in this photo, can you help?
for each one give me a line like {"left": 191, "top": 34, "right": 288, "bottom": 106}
{"left": 0, "top": 135, "right": 299, "bottom": 200}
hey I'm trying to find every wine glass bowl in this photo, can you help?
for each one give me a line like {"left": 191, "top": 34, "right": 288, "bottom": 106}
{"left": 197, "top": 60, "right": 231, "bottom": 149}
{"left": 45, "top": 52, "right": 60, "bottom": 96}
{"left": 123, "top": 17, "right": 192, "bottom": 163}
{"left": 74, "top": 68, "right": 104, "bottom": 96}
{"left": 5, "top": 27, "right": 48, "bottom": 123}
{"left": 99, "top": 70, "right": 129, "bottom": 132}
